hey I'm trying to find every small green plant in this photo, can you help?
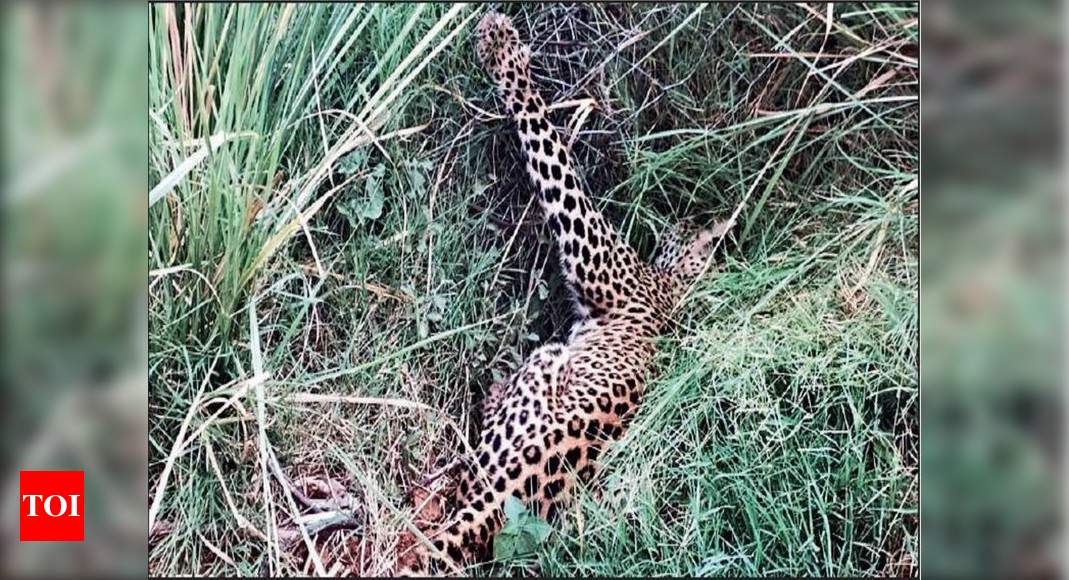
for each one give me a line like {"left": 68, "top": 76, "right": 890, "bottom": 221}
{"left": 493, "top": 496, "right": 553, "bottom": 562}
{"left": 338, "top": 162, "right": 386, "bottom": 225}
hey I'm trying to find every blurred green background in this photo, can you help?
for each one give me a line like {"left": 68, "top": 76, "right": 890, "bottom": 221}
{"left": 922, "top": 0, "right": 1063, "bottom": 576}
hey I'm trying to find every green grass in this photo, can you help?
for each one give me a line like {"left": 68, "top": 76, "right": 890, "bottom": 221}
{"left": 148, "top": 3, "right": 917, "bottom": 576}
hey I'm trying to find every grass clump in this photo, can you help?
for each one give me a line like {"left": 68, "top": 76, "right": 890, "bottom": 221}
{"left": 149, "top": 3, "right": 917, "bottom": 576}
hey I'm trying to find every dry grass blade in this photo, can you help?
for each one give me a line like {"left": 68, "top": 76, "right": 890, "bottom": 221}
{"left": 853, "top": 68, "right": 898, "bottom": 99}
{"left": 149, "top": 263, "right": 222, "bottom": 305}
{"left": 795, "top": 2, "right": 917, "bottom": 66}
{"left": 204, "top": 436, "right": 268, "bottom": 542}
{"left": 333, "top": 123, "right": 429, "bottom": 163}
{"left": 198, "top": 531, "right": 238, "bottom": 568}
{"left": 180, "top": 373, "right": 265, "bottom": 454}
{"left": 148, "top": 131, "right": 257, "bottom": 207}
{"left": 248, "top": 297, "right": 279, "bottom": 574}
{"left": 267, "top": 445, "right": 330, "bottom": 576}
{"left": 285, "top": 393, "right": 434, "bottom": 412}
{"left": 148, "top": 356, "right": 217, "bottom": 531}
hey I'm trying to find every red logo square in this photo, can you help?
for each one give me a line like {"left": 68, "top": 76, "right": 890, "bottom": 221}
{"left": 19, "top": 471, "right": 84, "bottom": 542}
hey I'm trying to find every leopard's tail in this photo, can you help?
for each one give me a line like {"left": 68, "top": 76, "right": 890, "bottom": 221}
{"left": 476, "top": 12, "right": 645, "bottom": 319}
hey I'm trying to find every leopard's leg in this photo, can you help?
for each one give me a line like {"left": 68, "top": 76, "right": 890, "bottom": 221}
{"left": 477, "top": 13, "right": 646, "bottom": 319}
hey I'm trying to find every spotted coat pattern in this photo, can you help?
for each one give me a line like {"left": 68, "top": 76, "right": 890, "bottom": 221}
{"left": 395, "top": 13, "right": 716, "bottom": 576}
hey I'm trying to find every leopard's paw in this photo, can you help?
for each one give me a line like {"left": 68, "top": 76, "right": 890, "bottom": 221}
{"left": 475, "top": 12, "right": 529, "bottom": 85}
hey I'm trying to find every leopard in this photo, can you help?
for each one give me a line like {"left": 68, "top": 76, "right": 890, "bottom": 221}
{"left": 393, "top": 12, "right": 719, "bottom": 576}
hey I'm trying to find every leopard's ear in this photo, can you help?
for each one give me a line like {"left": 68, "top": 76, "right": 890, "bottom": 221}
{"left": 709, "top": 216, "right": 736, "bottom": 240}
{"left": 674, "top": 216, "right": 735, "bottom": 281}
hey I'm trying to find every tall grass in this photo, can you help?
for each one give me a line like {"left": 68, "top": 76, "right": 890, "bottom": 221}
{"left": 149, "top": 3, "right": 917, "bottom": 576}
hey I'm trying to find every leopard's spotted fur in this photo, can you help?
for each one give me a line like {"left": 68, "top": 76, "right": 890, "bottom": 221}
{"left": 394, "top": 13, "right": 716, "bottom": 576}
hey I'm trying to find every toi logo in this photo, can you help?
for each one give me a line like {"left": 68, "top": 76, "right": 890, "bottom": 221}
{"left": 19, "top": 471, "right": 84, "bottom": 542}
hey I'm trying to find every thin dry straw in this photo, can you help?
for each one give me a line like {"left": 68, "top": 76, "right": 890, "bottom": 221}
{"left": 148, "top": 131, "right": 258, "bottom": 208}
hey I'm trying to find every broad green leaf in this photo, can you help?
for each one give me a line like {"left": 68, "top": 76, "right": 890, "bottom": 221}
{"left": 495, "top": 496, "right": 554, "bottom": 562}
{"left": 526, "top": 518, "right": 553, "bottom": 542}
{"left": 493, "top": 532, "right": 516, "bottom": 560}
{"left": 515, "top": 532, "right": 536, "bottom": 556}
{"left": 337, "top": 148, "right": 367, "bottom": 175}
{"left": 362, "top": 163, "right": 385, "bottom": 220}
{"left": 504, "top": 495, "right": 525, "bottom": 521}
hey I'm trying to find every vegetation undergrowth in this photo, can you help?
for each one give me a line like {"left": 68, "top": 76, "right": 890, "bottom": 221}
{"left": 149, "top": 3, "right": 918, "bottom": 576}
